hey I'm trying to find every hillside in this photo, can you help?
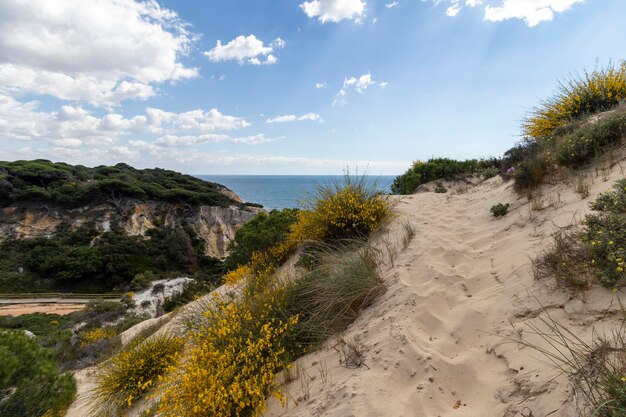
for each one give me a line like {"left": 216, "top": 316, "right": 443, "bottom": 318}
{"left": 0, "top": 161, "right": 261, "bottom": 293}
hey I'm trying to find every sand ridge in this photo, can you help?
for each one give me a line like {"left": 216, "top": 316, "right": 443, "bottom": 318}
{"left": 264, "top": 160, "right": 626, "bottom": 417}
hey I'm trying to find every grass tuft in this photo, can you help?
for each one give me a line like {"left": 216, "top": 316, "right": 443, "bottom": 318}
{"left": 91, "top": 334, "right": 183, "bottom": 416}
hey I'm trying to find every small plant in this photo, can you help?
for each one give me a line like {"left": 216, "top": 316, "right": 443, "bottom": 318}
{"left": 91, "top": 334, "right": 184, "bottom": 416}
{"left": 575, "top": 174, "right": 592, "bottom": 199}
{"left": 582, "top": 178, "right": 626, "bottom": 287}
{"left": 534, "top": 227, "right": 591, "bottom": 290}
{"left": 481, "top": 166, "right": 500, "bottom": 180}
{"left": 434, "top": 183, "right": 447, "bottom": 193}
{"left": 490, "top": 203, "right": 510, "bottom": 218}
{"left": 536, "top": 178, "right": 626, "bottom": 289}
{"left": 334, "top": 336, "right": 367, "bottom": 368}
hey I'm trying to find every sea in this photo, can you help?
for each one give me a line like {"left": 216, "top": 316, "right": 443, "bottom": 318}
{"left": 197, "top": 175, "right": 397, "bottom": 210}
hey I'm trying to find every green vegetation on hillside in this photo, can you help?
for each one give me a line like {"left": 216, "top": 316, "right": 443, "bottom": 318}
{"left": 0, "top": 160, "right": 236, "bottom": 208}
{"left": 0, "top": 222, "right": 223, "bottom": 293}
{"left": 224, "top": 208, "right": 299, "bottom": 271}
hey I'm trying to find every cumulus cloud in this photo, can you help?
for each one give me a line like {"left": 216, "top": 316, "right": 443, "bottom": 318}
{"left": 385, "top": 2, "right": 399, "bottom": 8}
{"left": 0, "top": 0, "right": 198, "bottom": 106}
{"left": 0, "top": 94, "right": 251, "bottom": 148}
{"left": 266, "top": 113, "right": 323, "bottom": 124}
{"left": 334, "top": 73, "right": 386, "bottom": 105}
{"left": 205, "top": 35, "right": 285, "bottom": 65}
{"left": 300, "top": 0, "right": 366, "bottom": 23}
{"left": 316, "top": 82, "right": 327, "bottom": 89}
{"left": 432, "top": 0, "right": 585, "bottom": 26}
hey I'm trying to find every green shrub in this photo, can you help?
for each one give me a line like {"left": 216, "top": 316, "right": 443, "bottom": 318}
{"left": 582, "top": 178, "right": 626, "bottom": 287}
{"left": 434, "top": 183, "right": 447, "bottom": 193}
{"left": 162, "top": 280, "right": 214, "bottom": 312}
{"left": 392, "top": 158, "right": 500, "bottom": 194}
{"left": 555, "top": 113, "right": 626, "bottom": 167}
{"left": 0, "top": 331, "right": 76, "bottom": 417}
{"left": 537, "top": 178, "right": 626, "bottom": 289}
{"left": 481, "top": 166, "right": 500, "bottom": 180}
{"left": 224, "top": 209, "right": 299, "bottom": 271}
{"left": 490, "top": 203, "right": 510, "bottom": 218}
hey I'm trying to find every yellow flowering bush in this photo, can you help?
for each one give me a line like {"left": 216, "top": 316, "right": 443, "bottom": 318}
{"left": 289, "top": 176, "right": 391, "bottom": 242}
{"left": 157, "top": 295, "right": 297, "bottom": 417}
{"left": 524, "top": 61, "right": 626, "bottom": 138}
{"left": 91, "top": 334, "right": 184, "bottom": 416}
{"left": 79, "top": 326, "right": 117, "bottom": 348}
{"left": 224, "top": 264, "right": 253, "bottom": 286}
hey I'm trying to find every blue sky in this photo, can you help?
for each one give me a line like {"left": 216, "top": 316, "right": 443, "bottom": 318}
{"left": 0, "top": 0, "right": 624, "bottom": 174}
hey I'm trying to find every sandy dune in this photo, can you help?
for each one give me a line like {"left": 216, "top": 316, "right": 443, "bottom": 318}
{"left": 64, "top": 155, "right": 626, "bottom": 417}
{"left": 264, "top": 159, "right": 625, "bottom": 417}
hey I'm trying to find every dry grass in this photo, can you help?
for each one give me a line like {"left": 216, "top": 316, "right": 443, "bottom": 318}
{"left": 514, "top": 307, "right": 626, "bottom": 416}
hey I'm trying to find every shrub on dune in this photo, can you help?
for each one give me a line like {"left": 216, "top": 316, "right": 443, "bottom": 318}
{"left": 290, "top": 175, "right": 391, "bottom": 242}
{"left": 524, "top": 61, "right": 626, "bottom": 139}
{"left": 91, "top": 334, "right": 184, "bottom": 416}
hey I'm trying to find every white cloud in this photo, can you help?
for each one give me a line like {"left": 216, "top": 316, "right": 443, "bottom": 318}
{"left": 385, "top": 2, "right": 399, "bottom": 8}
{"left": 0, "top": 94, "right": 250, "bottom": 147}
{"left": 484, "top": 0, "right": 584, "bottom": 26}
{"left": 0, "top": 0, "right": 198, "bottom": 106}
{"left": 152, "top": 133, "right": 272, "bottom": 146}
{"left": 300, "top": 0, "right": 366, "bottom": 23}
{"left": 205, "top": 35, "right": 285, "bottom": 65}
{"left": 266, "top": 113, "right": 323, "bottom": 124}
{"left": 334, "top": 73, "right": 386, "bottom": 105}
{"left": 431, "top": 0, "right": 584, "bottom": 26}
{"left": 446, "top": 3, "right": 462, "bottom": 16}
{"left": 316, "top": 82, "right": 327, "bottom": 89}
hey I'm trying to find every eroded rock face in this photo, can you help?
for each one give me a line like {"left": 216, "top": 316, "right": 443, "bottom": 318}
{"left": 0, "top": 199, "right": 261, "bottom": 259}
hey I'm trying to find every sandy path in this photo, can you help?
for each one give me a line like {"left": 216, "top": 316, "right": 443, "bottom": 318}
{"left": 265, "top": 165, "right": 625, "bottom": 417}
{"left": 0, "top": 303, "right": 85, "bottom": 316}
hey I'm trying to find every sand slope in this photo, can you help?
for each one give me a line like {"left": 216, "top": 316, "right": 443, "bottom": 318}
{"left": 264, "top": 159, "right": 626, "bottom": 417}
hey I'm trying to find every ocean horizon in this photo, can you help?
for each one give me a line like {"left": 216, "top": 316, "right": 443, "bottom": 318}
{"left": 197, "top": 175, "right": 396, "bottom": 210}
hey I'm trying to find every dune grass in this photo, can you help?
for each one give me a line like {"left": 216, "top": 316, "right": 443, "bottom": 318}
{"left": 90, "top": 334, "right": 184, "bottom": 417}
{"left": 515, "top": 309, "right": 626, "bottom": 416}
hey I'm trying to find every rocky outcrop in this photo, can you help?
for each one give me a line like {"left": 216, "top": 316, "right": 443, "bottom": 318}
{"left": 0, "top": 198, "right": 261, "bottom": 259}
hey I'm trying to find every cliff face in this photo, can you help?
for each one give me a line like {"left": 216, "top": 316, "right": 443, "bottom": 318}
{"left": 0, "top": 198, "right": 261, "bottom": 259}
